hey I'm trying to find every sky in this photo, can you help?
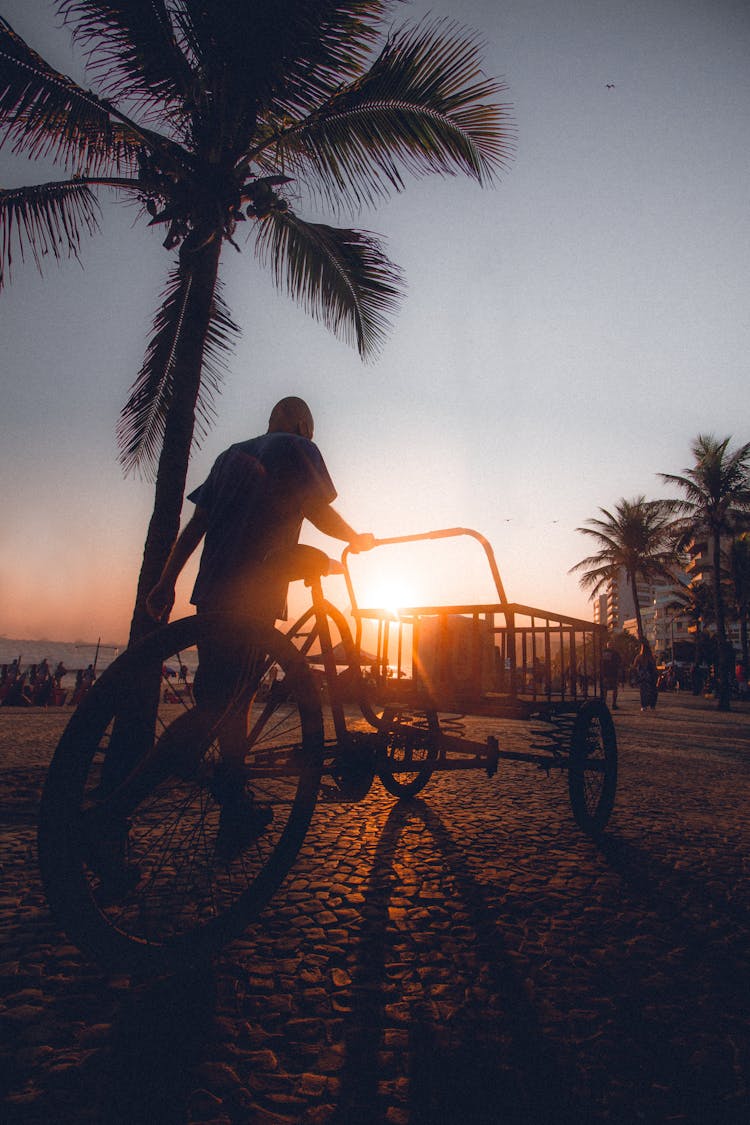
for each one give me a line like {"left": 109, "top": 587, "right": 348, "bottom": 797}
{"left": 1, "top": 0, "right": 748, "bottom": 643}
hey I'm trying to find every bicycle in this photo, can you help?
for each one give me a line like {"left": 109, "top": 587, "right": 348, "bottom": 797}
{"left": 38, "top": 531, "right": 617, "bottom": 973}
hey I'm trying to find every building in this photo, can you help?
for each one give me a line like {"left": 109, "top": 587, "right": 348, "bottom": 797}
{"left": 597, "top": 538, "right": 743, "bottom": 661}
{"left": 627, "top": 590, "right": 692, "bottom": 661}
{"left": 592, "top": 594, "right": 608, "bottom": 629}
{"left": 600, "top": 570, "right": 674, "bottom": 635}
{"left": 600, "top": 553, "right": 696, "bottom": 659}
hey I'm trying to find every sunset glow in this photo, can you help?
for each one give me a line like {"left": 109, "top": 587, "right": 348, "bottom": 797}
{"left": 1, "top": 1, "right": 748, "bottom": 645}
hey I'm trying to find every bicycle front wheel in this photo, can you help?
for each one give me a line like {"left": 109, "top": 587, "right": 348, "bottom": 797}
{"left": 38, "top": 615, "right": 323, "bottom": 973}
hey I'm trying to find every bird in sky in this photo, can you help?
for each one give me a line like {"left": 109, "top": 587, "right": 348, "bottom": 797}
{"left": 606, "top": 83, "right": 615, "bottom": 88}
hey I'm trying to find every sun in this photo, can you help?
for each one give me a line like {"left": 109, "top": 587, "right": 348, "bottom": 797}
{"left": 363, "top": 576, "right": 421, "bottom": 616}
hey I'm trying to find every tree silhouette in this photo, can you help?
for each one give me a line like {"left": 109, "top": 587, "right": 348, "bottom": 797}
{"left": 664, "top": 579, "right": 713, "bottom": 669}
{"left": 570, "top": 496, "right": 678, "bottom": 643}
{"left": 661, "top": 434, "right": 750, "bottom": 710}
{"left": 726, "top": 534, "right": 750, "bottom": 684}
{"left": 0, "top": 2, "right": 513, "bottom": 642}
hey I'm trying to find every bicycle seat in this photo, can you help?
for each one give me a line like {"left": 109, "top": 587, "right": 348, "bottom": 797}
{"left": 265, "top": 544, "right": 336, "bottom": 584}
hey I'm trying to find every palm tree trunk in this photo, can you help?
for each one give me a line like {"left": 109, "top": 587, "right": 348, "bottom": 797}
{"left": 630, "top": 572, "right": 645, "bottom": 642}
{"left": 711, "top": 527, "right": 731, "bottom": 711}
{"left": 102, "top": 239, "right": 222, "bottom": 790}
{"left": 128, "top": 238, "right": 223, "bottom": 647}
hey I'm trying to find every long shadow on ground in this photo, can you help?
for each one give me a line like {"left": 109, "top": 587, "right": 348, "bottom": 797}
{"left": 101, "top": 967, "right": 216, "bottom": 1125}
{"left": 593, "top": 832, "right": 749, "bottom": 1123}
{"left": 335, "top": 797, "right": 581, "bottom": 1125}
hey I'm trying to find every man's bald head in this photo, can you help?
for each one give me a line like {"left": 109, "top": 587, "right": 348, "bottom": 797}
{"left": 267, "top": 397, "right": 314, "bottom": 440}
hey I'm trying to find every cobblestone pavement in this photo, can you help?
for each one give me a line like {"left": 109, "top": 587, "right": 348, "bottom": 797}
{"left": 1, "top": 690, "right": 749, "bottom": 1124}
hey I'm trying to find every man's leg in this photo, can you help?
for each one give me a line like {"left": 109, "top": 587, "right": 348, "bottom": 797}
{"left": 194, "top": 611, "right": 273, "bottom": 857}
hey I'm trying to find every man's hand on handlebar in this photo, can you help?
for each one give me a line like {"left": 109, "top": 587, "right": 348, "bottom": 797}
{"left": 146, "top": 581, "right": 175, "bottom": 623}
{"left": 348, "top": 532, "right": 376, "bottom": 554}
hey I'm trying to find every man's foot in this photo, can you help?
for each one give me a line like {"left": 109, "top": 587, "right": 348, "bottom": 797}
{"left": 84, "top": 815, "right": 140, "bottom": 901}
{"left": 215, "top": 790, "right": 273, "bottom": 861}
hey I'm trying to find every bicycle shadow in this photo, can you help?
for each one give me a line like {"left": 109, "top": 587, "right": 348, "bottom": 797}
{"left": 99, "top": 967, "right": 216, "bottom": 1125}
{"left": 596, "top": 824, "right": 749, "bottom": 1020}
{"left": 597, "top": 827, "right": 748, "bottom": 923}
{"left": 335, "top": 796, "right": 580, "bottom": 1125}
{"left": 586, "top": 830, "right": 748, "bottom": 1122}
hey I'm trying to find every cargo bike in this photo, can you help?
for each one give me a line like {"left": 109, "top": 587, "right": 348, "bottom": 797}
{"left": 38, "top": 529, "right": 617, "bottom": 972}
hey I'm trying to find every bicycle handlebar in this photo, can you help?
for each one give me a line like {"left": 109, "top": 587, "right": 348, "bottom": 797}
{"left": 340, "top": 526, "right": 508, "bottom": 611}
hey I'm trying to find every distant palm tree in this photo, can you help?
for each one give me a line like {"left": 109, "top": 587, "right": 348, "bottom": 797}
{"left": 661, "top": 434, "right": 750, "bottom": 709}
{"left": 726, "top": 534, "right": 750, "bottom": 679}
{"left": 664, "top": 579, "right": 713, "bottom": 668}
{"left": 0, "top": 2, "right": 513, "bottom": 643}
{"left": 570, "top": 496, "right": 678, "bottom": 643}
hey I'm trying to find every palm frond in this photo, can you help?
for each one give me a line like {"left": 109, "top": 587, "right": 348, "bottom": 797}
{"left": 660, "top": 434, "right": 750, "bottom": 533}
{"left": 0, "top": 17, "right": 143, "bottom": 174}
{"left": 117, "top": 265, "right": 239, "bottom": 476}
{"left": 176, "top": 1, "right": 388, "bottom": 114}
{"left": 568, "top": 553, "right": 618, "bottom": 581}
{"left": 260, "top": 17, "right": 514, "bottom": 211}
{"left": 570, "top": 496, "right": 679, "bottom": 596}
{"left": 254, "top": 208, "right": 403, "bottom": 359}
{"left": 55, "top": 1, "right": 194, "bottom": 120}
{"left": 0, "top": 180, "right": 100, "bottom": 288}
{"left": 659, "top": 477, "right": 700, "bottom": 509}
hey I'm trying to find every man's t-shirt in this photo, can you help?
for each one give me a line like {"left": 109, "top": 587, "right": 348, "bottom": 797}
{"left": 188, "top": 432, "right": 336, "bottom": 613}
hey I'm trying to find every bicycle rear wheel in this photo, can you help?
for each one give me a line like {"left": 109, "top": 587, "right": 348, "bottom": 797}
{"left": 38, "top": 615, "right": 323, "bottom": 973}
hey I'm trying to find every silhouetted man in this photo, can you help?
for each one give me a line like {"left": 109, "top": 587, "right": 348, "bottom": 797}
{"left": 147, "top": 396, "right": 373, "bottom": 854}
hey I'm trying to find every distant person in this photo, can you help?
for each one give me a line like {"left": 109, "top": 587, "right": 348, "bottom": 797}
{"left": 600, "top": 640, "right": 623, "bottom": 709}
{"left": 35, "top": 672, "right": 53, "bottom": 707}
{"left": 53, "top": 661, "right": 66, "bottom": 687}
{"left": 147, "top": 396, "right": 374, "bottom": 858}
{"left": 3, "top": 673, "right": 31, "bottom": 707}
{"left": 70, "top": 668, "right": 85, "bottom": 706}
{"left": 689, "top": 661, "right": 703, "bottom": 696}
{"left": 633, "top": 641, "right": 658, "bottom": 711}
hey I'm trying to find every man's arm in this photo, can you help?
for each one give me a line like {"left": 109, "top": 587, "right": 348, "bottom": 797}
{"left": 146, "top": 507, "right": 209, "bottom": 621}
{"left": 304, "top": 500, "right": 374, "bottom": 553}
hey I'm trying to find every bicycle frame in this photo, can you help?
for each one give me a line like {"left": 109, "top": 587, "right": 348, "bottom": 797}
{"left": 38, "top": 531, "right": 617, "bottom": 974}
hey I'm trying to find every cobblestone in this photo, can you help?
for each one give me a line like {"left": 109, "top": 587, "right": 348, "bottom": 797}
{"left": 0, "top": 691, "right": 749, "bottom": 1122}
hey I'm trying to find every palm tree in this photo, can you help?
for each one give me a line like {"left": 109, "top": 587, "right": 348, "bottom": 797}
{"left": 664, "top": 579, "right": 713, "bottom": 670}
{"left": 661, "top": 434, "right": 750, "bottom": 710}
{"left": 726, "top": 534, "right": 750, "bottom": 679}
{"left": 570, "top": 496, "right": 679, "bottom": 643}
{"left": 0, "top": 2, "right": 513, "bottom": 644}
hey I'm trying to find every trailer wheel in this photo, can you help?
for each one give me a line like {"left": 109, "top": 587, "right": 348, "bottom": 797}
{"left": 377, "top": 708, "right": 439, "bottom": 798}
